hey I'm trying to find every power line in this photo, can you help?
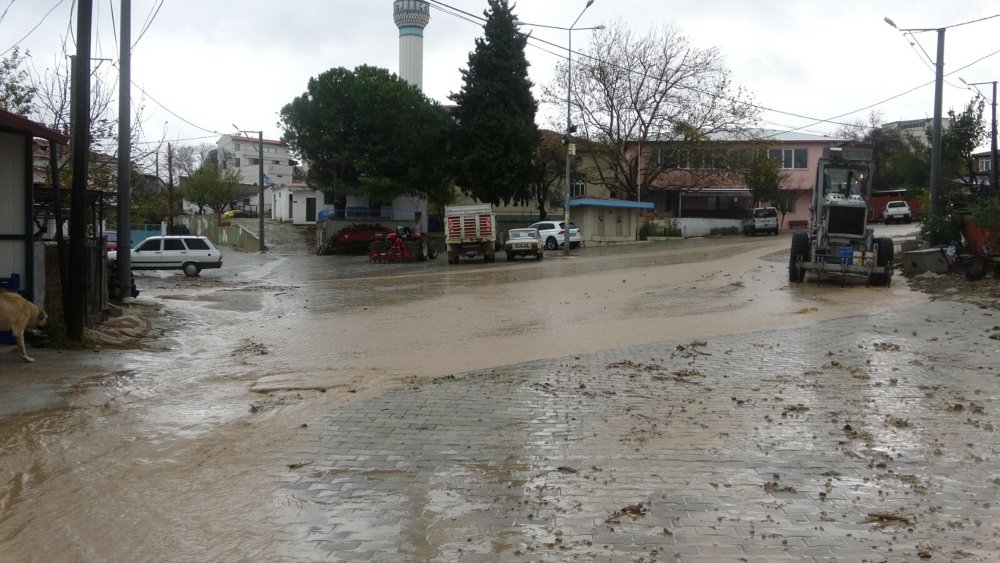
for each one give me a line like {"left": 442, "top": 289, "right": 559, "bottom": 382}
{"left": 120, "top": 69, "right": 221, "bottom": 136}
{"left": 1, "top": 0, "right": 64, "bottom": 57}
{"left": 430, "top": 0, "right": 1000, "bottom": 137}
{"left": 133, "top": 0, "right": 164, "bottom": 49}
{"left": 947, "top": 12, "right": 1000, "bottom": 29}
{"left": 0, "top": 0, "right": 16, "bottom": 25}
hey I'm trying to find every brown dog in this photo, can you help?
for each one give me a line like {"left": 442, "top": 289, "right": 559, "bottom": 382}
{"left": 0, "top": 291, "right": 48, "bottom": 363}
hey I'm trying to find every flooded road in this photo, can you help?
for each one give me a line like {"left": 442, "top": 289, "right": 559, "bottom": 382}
{"left": 6, "top": 225, "right": 987, "bottom": 561}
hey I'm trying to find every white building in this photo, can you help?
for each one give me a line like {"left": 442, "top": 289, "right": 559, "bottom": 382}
{"left": 216, "top": 134, "right": 331, "bottom": 224}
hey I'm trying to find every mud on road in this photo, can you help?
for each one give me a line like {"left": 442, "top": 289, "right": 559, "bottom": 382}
{"left": 1, "top": 230, "right": 990, "bottom": 561}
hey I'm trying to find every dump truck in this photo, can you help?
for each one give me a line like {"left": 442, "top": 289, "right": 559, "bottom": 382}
{"left": 444, "top": 204, "right": 497, "bottom": 264}
{"left": 788, "top": 147, "right": 894, "bottom": 286}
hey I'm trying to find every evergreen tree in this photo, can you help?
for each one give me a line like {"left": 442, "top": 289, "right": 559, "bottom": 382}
{"left": 280, "top": 65, "right": 454, "bottom": 205}
{"left": 450, "top": 0, "right": 539, "bottom": 206}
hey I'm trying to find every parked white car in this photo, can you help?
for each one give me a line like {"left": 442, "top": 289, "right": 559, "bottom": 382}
{"left": 883, "top": 200, "right": 912, "bottom": 224}
{"left": 108, "top": 235, "right": 222, "bottom": 277}
{"left": 743, "top": 207, "right": 779, "bottom": 236}
{"left": 529, "top": 220, "right": 582, "bottom": 250}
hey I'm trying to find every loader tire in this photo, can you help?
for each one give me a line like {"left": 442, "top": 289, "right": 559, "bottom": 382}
{"left": 869, "top": 237, "right": 894, "bottom": 287}
{"left": 789, "top": 231, "right": 809, "bottom": 283}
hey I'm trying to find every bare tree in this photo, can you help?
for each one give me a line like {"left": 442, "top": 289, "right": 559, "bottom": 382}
{"left": 546, "top": 20, "right": 760, "bottom": 200}
{"left": 174, "top": 142, "right": 217, "bottom": 177}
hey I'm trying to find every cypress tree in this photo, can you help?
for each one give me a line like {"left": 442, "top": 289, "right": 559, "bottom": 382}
{"left": 450, "top": 0, "right": 539, "bottom": 206}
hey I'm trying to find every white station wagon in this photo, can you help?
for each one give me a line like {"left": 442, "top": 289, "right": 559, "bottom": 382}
{"left": 108, "top": 235, "right": 223, "bottom": 277}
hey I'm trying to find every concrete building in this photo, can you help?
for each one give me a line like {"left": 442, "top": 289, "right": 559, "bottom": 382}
{"left": 216, "top": 134, "right": 334, "bottom": 223}
{"left": 883, "top": 118, "right": 952, "bottom": 147}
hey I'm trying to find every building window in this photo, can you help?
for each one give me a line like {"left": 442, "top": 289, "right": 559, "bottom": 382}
{"left": 273, "top": 160, "right": 281, "bottom": 165}
{"left": 571, "top": 179, "right": 586, "bottom": 197}
{"left": 233, "top": 158, "right": 241, "bottom": 168}
{"left": 234, "top": 143, "right": 240, "bottom": 151}
{"left": 768, "top": 148, "right": 808, "bottom": 169}
{"left": 980, "top": 158, "right": 992, "bottom": 173}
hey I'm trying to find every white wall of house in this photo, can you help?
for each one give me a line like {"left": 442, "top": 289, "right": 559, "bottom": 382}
{"left": 271, "top": 186, "right": 332, "bottom": 225}
{"left": 216, "top": 134, "right": 296, "bottom": 188}
{"left": 0, "top": 131, "right": 27, "bottom": 282}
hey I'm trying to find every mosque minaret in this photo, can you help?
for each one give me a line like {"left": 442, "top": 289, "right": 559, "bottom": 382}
{"left": 393, "top": 1, "right": 431, "bottom": 91}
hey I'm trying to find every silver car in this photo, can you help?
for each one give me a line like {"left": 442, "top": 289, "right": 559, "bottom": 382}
{"left": 109, "top": 235, "right": 222, "bottom": 277}
{"left": 504, "top": 228, "right": 544, "bottom": 261}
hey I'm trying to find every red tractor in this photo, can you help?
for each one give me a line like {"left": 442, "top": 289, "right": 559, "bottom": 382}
{"left": 368, "top": 226, "right": 438, "bottom": 263}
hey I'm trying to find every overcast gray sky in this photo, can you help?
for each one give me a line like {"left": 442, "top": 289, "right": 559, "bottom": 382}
{"left": 5, "top": 0, "right": 1000, "bottom": 151}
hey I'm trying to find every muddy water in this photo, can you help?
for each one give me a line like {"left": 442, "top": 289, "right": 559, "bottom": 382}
{"left": 0, "top": 233, "right": 927, "bottom": 560}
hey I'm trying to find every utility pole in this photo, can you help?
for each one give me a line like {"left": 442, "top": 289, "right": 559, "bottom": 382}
{"left": 991, "top": 81, "right": 998, "bottom": 194}
{"left": 258, "top": 131, "right": 265, "bottom": 251}
{"left": 116, "top": 0, "right": 131, "bottom": 300}
{"left": 929, "top": 28, "right": 945, "bottom": 217}
{"left": 167, "top": 143, "right": 174, "bottom": 233}
{"left": 67, "top": 0, "right": 93, "bottom": 341}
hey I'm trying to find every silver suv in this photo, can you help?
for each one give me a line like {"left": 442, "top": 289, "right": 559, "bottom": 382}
{"left": 108, "top": 235, "right": 222, "bottom": 277}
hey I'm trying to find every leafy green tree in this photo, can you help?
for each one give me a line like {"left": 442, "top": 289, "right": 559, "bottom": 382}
{"left": 185, "top": 164, "right": 240, "bottom": 214}
{"left": 450, "top": 0, "right": 538, "bottom": 206}
{"left": 279, "top": 65, "right": 454, "bottom": 204}
{"left": 131, "top": 171, "right": 167, "bottom": 225}
{"left": 942, "top": 97, "right": 986, "bottom": 183}
{"left": 741, "top": 148, "right": 785, "bottom": 207}
{"left": 0, "top": 47, "right": 35, "bottom": 115}
{"left": 529, "top": 130, "right": 567, "bottom": 220}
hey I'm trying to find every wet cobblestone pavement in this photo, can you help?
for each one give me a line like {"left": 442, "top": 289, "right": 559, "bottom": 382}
{"left": 273, "top": 300, "right": 1000, "bottom": 562}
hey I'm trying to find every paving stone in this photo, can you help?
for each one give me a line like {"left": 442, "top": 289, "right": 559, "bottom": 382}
{"left": 271, "top": 300, "right": 1000, "bottom": 560}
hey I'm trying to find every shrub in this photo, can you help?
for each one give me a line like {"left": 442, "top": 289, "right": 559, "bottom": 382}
{"left": 967, "top": 198, "right": 1000, "bottom": 231}
{"left": 919, "top": 213, "right": 961, "bottom": 246}
{"left": 639, "top": 220, "right": 681, "bottom": 239}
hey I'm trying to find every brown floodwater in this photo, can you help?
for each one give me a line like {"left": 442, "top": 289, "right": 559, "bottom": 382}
{"left": 0, "top": 230, "right": 928, "bottom": 560}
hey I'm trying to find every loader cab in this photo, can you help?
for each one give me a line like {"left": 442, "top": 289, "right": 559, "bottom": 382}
{"left": 814, "top": 147, "right": 873, "bottom": 210}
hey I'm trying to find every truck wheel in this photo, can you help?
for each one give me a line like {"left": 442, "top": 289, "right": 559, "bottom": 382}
{"left": 448, "top": 254, "right": 458, "bottom": 265}
{"left": 428, "top": 244, "right": 439, "bottom": 259}
{"left": 506, "top": 251, "right": 514, "bottom": 261}
{"left": 536, "top": 251, "right": 543, "bottom": 261}
{"left": 183, "top": 263, "right": 201, "bottom": 277}
{"left": 869, "top": 237, "right": 894, "bottom": 287}
{"left": 788, "top": 231, "right": 809, "bottom": 283}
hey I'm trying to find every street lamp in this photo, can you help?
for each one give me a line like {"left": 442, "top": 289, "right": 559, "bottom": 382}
{"left": 884, "top": 17, "right": 945, "bottom": 218}
{"left": 517, "top": 0, "right": 603, "bottom": 255}
{"left": 961, "top": 78, "right": 999, "bottom": 193}
{"left": 233, "top": 126, "right": 266, "bottom": 252}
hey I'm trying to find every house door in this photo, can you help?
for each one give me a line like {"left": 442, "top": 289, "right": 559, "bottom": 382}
{"left": 305, "top": 197, "right": 317, "bottom": 222}
{"left": 288, "top": 194, "right": 294, "bottom": 220}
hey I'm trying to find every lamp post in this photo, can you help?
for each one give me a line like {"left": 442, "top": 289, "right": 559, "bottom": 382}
{"left": 517, "top": 0, "right": 603, "bottom": 255}
{"left": 885, "top": 17, "right": 945, "bottom": 217}
{"left": 233, "top": 127, "right": 266, "bottom": 251}
{"left": 962, "top": 78, "right": 999, "bottom": 193}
